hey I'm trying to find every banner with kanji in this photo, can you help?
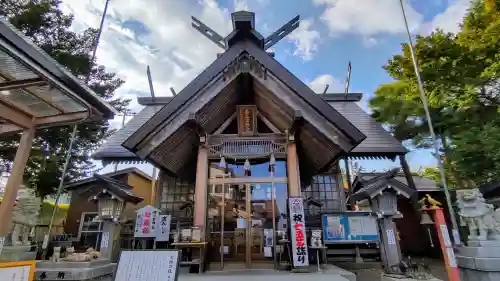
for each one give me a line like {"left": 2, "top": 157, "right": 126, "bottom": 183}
{"left": 288, "top": 197, "right": 309, "bottom": 267}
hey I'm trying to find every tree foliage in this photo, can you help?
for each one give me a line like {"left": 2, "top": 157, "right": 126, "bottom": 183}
{"left": 370, "top": 0, "right": 500, "bottom": 187}
{"left": 0, "top": 0, "right": 129, "bottom": 198}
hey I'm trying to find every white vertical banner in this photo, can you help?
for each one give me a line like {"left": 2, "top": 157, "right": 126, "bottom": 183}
{"left": 156, "top": 215, "right": 172, "bottom": 242}
{"left": 288, "top": 197, "right": 309, "bottom": 267}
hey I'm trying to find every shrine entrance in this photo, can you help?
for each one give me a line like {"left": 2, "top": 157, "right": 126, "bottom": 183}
{"left": 207, "top": 161, "right": 288, "bottom": 270}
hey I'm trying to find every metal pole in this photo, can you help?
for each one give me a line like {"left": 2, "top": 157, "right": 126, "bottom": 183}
{"left": 398, "top": 0, "right": 460, "bottom": 244}
{"left": 43, "top": 0, "right": 111, "bottom": 256}
{"left": 271, "top": 170, "right": 276, "bottom": 269}
{"left": 113, "top": 111, "right": 128, "bottom": 172}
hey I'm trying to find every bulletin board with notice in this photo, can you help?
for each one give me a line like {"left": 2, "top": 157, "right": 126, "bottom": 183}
{"left": 0, "top": 261, "right": 35, "bottom": 281}
{"left": 322, "top": 212, "right": 379, "bottom": 244}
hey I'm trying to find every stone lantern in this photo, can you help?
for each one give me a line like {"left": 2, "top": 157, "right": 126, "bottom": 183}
{"left": 351, "top": 168, "right": 416, "bottom": 276}
{"left": 87, "top": 175, "right": 143, "bottom": 260}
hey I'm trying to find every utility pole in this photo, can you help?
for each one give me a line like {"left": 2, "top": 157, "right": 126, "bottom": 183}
{"left": 399, "top": 0, "right": 460, "bottom": 245}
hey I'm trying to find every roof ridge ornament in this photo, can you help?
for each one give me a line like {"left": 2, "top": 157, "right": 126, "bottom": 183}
{"left": 191, "top": 11, "right": 300, "bottom": 51}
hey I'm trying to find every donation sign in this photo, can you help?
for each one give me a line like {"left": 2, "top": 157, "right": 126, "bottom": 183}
{"left": 134, "top": 205, "right": 160, "bottom": 238}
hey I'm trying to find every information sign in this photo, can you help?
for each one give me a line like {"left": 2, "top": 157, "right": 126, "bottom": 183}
{"left": 114, "top": 250, "right": 180, "bottom": 281}
{"left": 0, "top": 261, "right": 35, "bottom": 281}
{"left": 322, "top": 212, "right": 378, "bottom": 243}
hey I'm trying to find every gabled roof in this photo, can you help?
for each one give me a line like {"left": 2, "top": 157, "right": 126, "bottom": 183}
{"left": 122, "top": 40, "right": 365, "bottom": 152}
{"left": 90, "top": 174, "right": 143, "bottom": 204}
{"left": 328, "top": 101, "right": 407, "bottom": 156}
{"left": 350, "top": 168, "right": 416, "bottom": 201}
{"left": 65, "top": 167, "right": 151, "bottom": 189}
{"left": 92, "top": 104, "right": 164, "bottom": 162}
{"left": 352, "top": 172, "right": 441, "bottom": 193}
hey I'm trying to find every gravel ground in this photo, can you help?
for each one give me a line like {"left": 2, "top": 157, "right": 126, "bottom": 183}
{"left": 336, "top": 258, "right": 448, "bottom": 281}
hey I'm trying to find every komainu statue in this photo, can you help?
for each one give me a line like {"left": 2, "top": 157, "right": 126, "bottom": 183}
{"left": 11, "top": 187, "right": 41, "bottom": 246}
{"left": 456, "top": 188, "right": 500, "bottom": 241}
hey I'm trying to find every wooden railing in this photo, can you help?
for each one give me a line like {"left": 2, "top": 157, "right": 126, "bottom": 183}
{"left": 207, "top": 134, "right": 287, "bottom": 159}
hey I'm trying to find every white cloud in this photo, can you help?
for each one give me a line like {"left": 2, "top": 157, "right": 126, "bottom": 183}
{"left": 287, "top": 19, "right": 321, "bottom": 61}
{"left": 60, "top": 0, "right": 233, "bottom": 120}
{"left": 234, "top": 0, "right": 250, "bottom": 11}
{"left": 419, "top": 0, "right": 471, "bottom": 34}
{"left": 313, "top": 0, "right": 423, "bottom": 37}
{"left": 362, "top": 37, "right": 378, "bottom": 47}
{"left": 313, "top": 0, "right": 472, "bottom": 40}
{"left": 59, "top": 0, "right": 236, "bottom": 173}
{"left": 308, "top": 74, "right": 345, "bottom": 93}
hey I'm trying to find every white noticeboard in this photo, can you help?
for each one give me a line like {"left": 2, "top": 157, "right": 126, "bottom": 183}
{"left": 348, "top": 216, "right": 378, "bottom": 236}
{"left": 288, "top": 197, "right": 309, "bottom": 267}
{"left": 156, "top": 215, "right": 172, "bottom": 242}
{"left": 386, "top": 229, "right": 396, "bottom": 245}
{"left": 0, "top": 237, "right": 5, "bottom": 255}
{"left": 446, "top": 248, "right": 457, "bottom": 268}
{"left": 0, "top": 261, "right": 35, "bottom": 281}
{"left": 440, "top": 225, "right": 452, "bottom": 247}
{"left": 114, "top": 250, "right": 180, "bottom": 281}
{"left": 100, "top": 232, "right": 110, "bottom": 249}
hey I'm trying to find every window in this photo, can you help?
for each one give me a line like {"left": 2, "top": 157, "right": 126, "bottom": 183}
{"left": 78, "top": 212, "right": 103, "bottom": 249}
{"left": 302, "top": 174, "right": 342, "bottom": 217}
{"left": 159, "top": 177, "right": 195, "bottom": 219}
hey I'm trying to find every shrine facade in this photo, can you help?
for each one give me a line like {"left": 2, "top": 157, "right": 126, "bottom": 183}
{"left": 93, "top": 11, "right": 413, "bottom": 270}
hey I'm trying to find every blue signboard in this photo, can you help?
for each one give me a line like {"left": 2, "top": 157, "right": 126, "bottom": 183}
{"left": 322, "top": 212, "right": 379, "bottom": 244}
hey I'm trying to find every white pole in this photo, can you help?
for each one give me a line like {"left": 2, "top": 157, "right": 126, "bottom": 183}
{"left": 398, "top": 0, "right": 460, "bottom": 244}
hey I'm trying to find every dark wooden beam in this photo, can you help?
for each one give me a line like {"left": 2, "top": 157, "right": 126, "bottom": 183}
{"left": 187, "top": 112, "right": 205, "bottom": 137}
{"left": 0, "top": 77, "right": 46, "bottom": 91}
{"left": 289, "top": 110, "right": 304, "bottom": 137}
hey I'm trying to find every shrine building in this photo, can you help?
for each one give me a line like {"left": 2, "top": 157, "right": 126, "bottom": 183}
{"left": 93, "top": 11, "right": 417, "bottom": 269}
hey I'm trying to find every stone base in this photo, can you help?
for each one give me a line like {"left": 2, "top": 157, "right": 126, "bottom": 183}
{"left": 380, "top": 273, "right": 443, "bottom": 281}
{"left": 460, "top": 268, "right": 500, "bottom": 281}
{"left": 0, "top": 245, "right": 36, "bottom": 262}
{"left": 35, "top": 259, "right": 116, "bottom": 281}
{"left": 457, "top": 242, "right": 500, "bottom": 281}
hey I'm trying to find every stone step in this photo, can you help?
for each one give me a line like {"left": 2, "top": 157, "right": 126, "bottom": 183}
{"left": 457, "top": 255, "right": 500, "bottom": 271}
{"left": 456, "top": 246, "right": 500, "bottom": 258}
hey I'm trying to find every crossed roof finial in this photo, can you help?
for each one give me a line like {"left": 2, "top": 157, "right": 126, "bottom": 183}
{"left": 191, "top": 11, "right": 299, "bottom": 50}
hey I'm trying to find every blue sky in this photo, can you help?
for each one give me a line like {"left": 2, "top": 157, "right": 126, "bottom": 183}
{"left": 59, "top": 0, "right": 472, "bottom": 175}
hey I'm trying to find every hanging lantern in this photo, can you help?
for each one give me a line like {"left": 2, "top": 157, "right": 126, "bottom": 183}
{"left": 219, "top": 156, "right": 227, "bottom": 173}
{"left": 268, "top": 154, "right": 276, "bottom": 173}
{"left": 244, "top": 158, "right": 251, "bottom": 176}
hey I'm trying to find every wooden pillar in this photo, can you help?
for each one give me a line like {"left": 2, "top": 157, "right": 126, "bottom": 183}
{"left": 0, "top": 127, "right": 35, "bottom": 237}
{"left": 287, "top": 142, "right": 301, "bottom": 197}
{"left": 193, "top": 144, "right": 208, "bottom": 229}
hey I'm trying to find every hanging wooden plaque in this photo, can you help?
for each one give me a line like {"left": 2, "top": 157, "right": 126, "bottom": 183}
{"left": 237, "top": 105, "right": 257, "bottom": 135}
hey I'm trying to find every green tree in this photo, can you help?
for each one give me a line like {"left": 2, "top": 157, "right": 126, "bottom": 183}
{"left": 0, "top": 0, "right": 129, "bottom": 198}
{"left": 370, "top": 0, "right": 500, "bottom": 187}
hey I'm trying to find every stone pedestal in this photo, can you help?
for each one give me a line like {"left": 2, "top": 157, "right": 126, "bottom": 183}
{"left": 35, "top": 259, "right": 116, "bottom": 281}
{"left": 0, "top": 245, "right": 36, "bottom": 261}
{"left": 456, "top": 240, "right": 500, "bottom": 281}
